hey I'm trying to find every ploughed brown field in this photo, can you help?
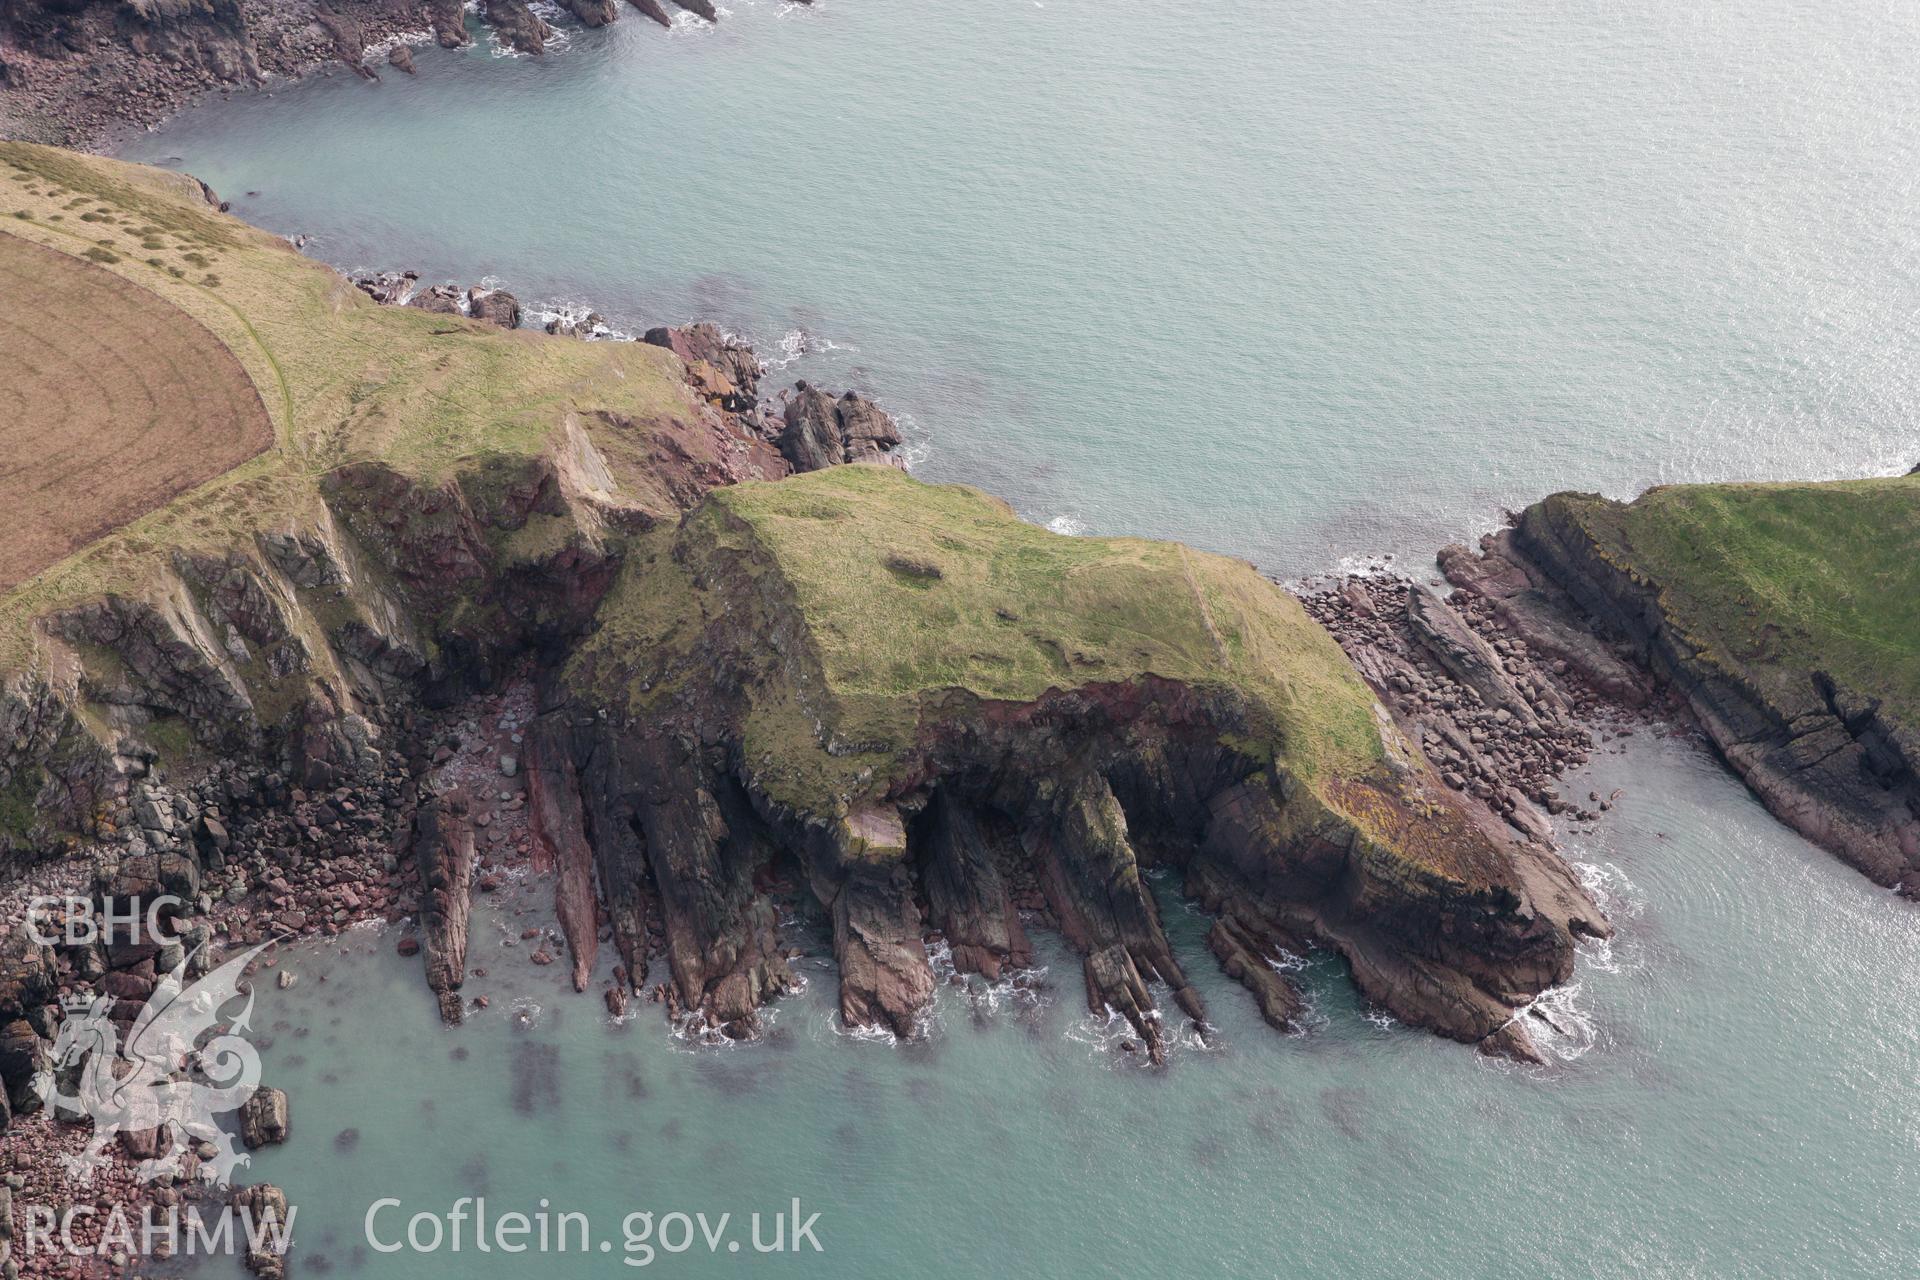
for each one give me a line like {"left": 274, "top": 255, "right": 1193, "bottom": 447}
{"left": 0, "top": 229, "right": 271, "bottom": 591}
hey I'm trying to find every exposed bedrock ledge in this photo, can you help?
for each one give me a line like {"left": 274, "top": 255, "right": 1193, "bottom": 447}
{"left": 481, "top": 0, "right": 551, "bottom": 54}
{"left": 526, "top": 717, "right": 601, "bottom": 992}
{"left": 915, "top": 789, "right": 1032, "bottom": 983}
{"left": 570, "top": 727, "right": 795, "bottom": 1034}
{"left": 0, "top": 153, "right": 1605, "bottom": 1062}
{"left": 1497, "top": 494, "right": 1920, "bottom": 897}
{"left": 414, "top": 791, "right": 474, "bottom": 1023}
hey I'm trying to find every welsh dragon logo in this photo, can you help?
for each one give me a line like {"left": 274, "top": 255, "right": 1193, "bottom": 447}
{"left": 32, "top": 943, "right": 269, "bottom": 1187}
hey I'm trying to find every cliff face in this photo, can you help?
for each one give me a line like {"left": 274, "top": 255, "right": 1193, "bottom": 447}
{"left": 1, "top": 0, "right": 423, "bottom": 143}
{"left": 1488, "top": 479, "right": 1920, "bottom": 896}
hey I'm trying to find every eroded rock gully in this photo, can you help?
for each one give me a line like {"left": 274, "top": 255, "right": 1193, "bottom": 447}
{"left": 0, "top": 321, "right": 915, "bottom": 1145}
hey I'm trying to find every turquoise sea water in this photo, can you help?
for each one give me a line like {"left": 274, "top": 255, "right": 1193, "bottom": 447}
{"left": 114, "top": 2, "right": 1920, "bottom": 1275}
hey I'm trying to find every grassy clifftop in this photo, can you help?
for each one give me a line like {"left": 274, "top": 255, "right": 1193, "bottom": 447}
{"left": 1537, "top": 474, "right": 1920, "bottom": 725}
{"left": 575, "top": 464, "right": 1391, "bottom": 834}
{"left": 0, "top": 141, "right": 701, "bottom": 666}
{"left": 724, "top": 466, "right": 1384, "bottom": 779}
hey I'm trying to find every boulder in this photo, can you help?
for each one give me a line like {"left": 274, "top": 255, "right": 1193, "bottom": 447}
{"left": 407, "top": 284, "right": 463, "bottom": 316}
{"left": 240, "top": 1086, "right": 290, "bottom": 1149}
{"left": 482, "top": 0, "right": 551, "bottom": 53}
{"left": 465, "top": 287, "right": 521, "bottom": 329}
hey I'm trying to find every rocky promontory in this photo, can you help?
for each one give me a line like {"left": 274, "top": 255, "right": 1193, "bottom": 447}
{"left": 0, "top": 142, "right": 1607, "bottom": 1098}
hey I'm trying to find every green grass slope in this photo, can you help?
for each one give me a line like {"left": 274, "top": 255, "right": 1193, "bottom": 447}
{"left": 1545, "top": 472, "right": 1920, "bottom": 725}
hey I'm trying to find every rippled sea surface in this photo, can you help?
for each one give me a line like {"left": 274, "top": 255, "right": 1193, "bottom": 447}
{"left": 118, "top": 2, "right": 1920, "bottom": 1274}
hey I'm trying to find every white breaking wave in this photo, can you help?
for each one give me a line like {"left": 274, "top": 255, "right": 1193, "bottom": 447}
{"left": 891, "top": 411, "right": 932, "bottom": 469}
{"left": 1514, "top": 980, "right": 1600, "bottom": 1064}
{"left": 525, "top": 301, "right": 634, "bottom": 341}
{"left": 361, "top": 28, "right": 434, "bottom": 61}
{"left": 763, "top": 327, "right": 862, "bottom": 370}
{"left": 666, "top": 9, "right": 714, "bottom": 36}
{"left": 1574, "top": 859, "right": 1646, "bottom": 921}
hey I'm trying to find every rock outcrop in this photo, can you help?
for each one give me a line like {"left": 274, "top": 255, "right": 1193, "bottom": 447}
{"left": 558, "top": 0, "right": 620, "bottom": 26}
{"left": 777, "top": 385, "right": 906, "bottom": 473}
{"left": 915, "top": 791, "right": 1032, "bottom": 981}
{"left": 644, "top": 323, "right": 762, "bottom": 411}
{"left": 465, "top": 286, "right": 521, "bottom": 329}
{"left": 240, "top": 1085, "right": 291, "bottom": 1148}
{"left": 229, "top": 1183, "right": 291, "bottom": 1280}
{"left": 481, "top": 0, "right": 550, "bottom": 55}
{"left": 526, "top": 718, "right": 599, "bottom": 991}
{"left": 0, "top": 146, "right": 1604, "bottom": 1083}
